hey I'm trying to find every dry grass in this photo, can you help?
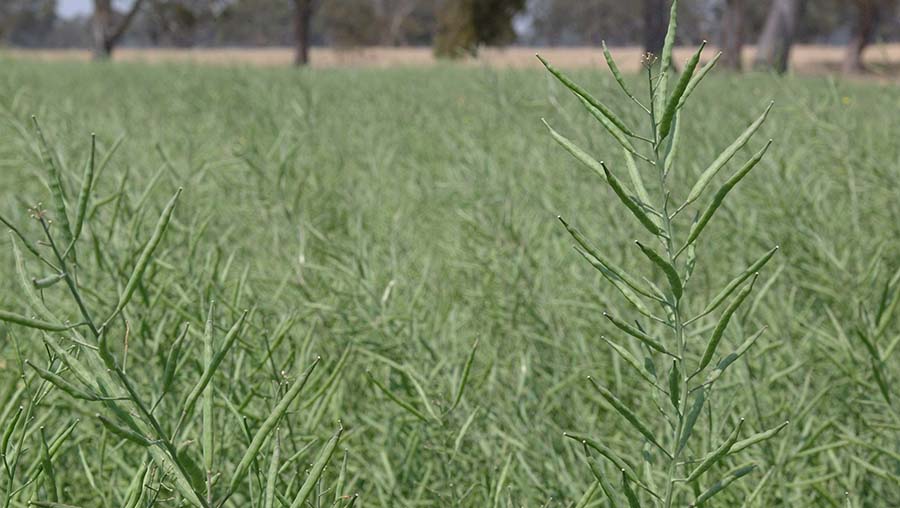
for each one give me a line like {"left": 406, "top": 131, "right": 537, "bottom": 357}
{"left": 3, "top": 44, "right": 900, "bottom": 77}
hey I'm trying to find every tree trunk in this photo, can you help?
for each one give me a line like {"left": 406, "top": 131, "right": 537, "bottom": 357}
{"left": 92, "top": 0, "right": 113, "bottom": 60}
{"left": 843, "top": 0, "right": 879, "bottom": 74}
{"left": 754, "top": 0, "right": 805, "bottom": 73}
{"left": 92, "top": 0, "right": 145, "bottom": 60}
{"left": 720, "top": 0, "right": 744, "bottom": 71}
{"left": 293, "top": 0, "right": 314, "bottom": 66}
{"left": 643, "top": 0, "right": 667, "bottom": 56}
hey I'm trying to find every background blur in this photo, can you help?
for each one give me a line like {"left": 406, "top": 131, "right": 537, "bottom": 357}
{"left": 1, "top": 0, "right": 899, "bottom": 75}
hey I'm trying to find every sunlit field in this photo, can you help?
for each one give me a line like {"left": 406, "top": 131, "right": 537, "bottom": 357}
{"left": 0, "top": 56, "right": 899, "bottom": 506}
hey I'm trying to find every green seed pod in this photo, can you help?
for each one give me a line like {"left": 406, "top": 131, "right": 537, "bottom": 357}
{"left": 621, "top": 469, "right": 642, "bottom": 508}
{"left": 602, "top": 163, "right": 666, "bottom": 238}
{"left": 730, "top": 421, "right": 789, "bottom": 455}
{"left": 658, "top": 41, "right": 706, "bottom": 143}
{"left": 686, "top": 419, "right": 745, "bottom": 482}
{"left": 0, "top": 309, "right": 73, "bottom": 332}
{"left": 696, "top": 275, "right": 759, "bottom": 374}
{"left": 108, "top": 187, "right": 182, "bottom": 323}
{"left": 603, "top": 312, "right": 674, "bottom": 358}
{"left": 678, "top": 388, "right": 706, "bottom": 454}
{"left": 681, "top": 140, "right": 773, "bottom": 252}
{"left": 1, "top": 405, "right": 22, "bottom": 457}
{"left": 25, "top": 360, "right": 100, "bottom": 401}
{"left": 635, "top": 241, "right": 682, "bottom": 299}
{"left": 228, "top": 357, "right": 320, "bottom": 495}
{"left": 536, "top": 54, "right": 637, "bottom": 137}
{"left": 667, "top": 360, "right": 681, "bottom": 410}
{"left": 692, "top": 247, "right": 778, "bottom": 323}
{"left": 32, "top": 272, "right": 66, "bottom": 289}
{"left": 683, "top": 102, "right": 773, "bottom": 208}
{"left": 588, "top": 377, "right": 671, "bottom": 458}
{"left": 288, "top": 424, "right": 343, "bottom": 508}
{"left": 97, "top": 414, "right": 154, "bottom": 447}
{"left": 692, "top": 463, "right": 756, "bottom": 506}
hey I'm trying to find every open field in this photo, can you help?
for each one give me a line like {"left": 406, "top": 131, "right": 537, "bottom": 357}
{"left": 0, "top": 55, "right": 899, "bottom": 507}
{"left": 5, "top": 44, "right": 900, "bottom": 76}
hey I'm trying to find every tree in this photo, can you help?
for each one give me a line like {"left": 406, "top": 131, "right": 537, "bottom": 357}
{"left": 643, "top": 0, "right": 667, "bottom": 56}
{"left": 0, "top": 0, "right": 57, "bottom": 47}
{"left": 434, "top": 0, "right": 526, "bottom": 57}
{"left": 293, "top": 0, "right": 318, "bottom": 65}
{"left": 754, "top": 0, "right": 806, "bottom": 73}
{"left": 843, "top": 0, "right": 881, "bottom": 73}
{"left": 719, "top": 0, "right": 744, "bottom": 70}
{"left": 92, "top": 0, "right": 146, "bottom": 59}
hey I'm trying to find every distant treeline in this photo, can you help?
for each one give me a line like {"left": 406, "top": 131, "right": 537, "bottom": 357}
{"left": 1, "top": 1, "right": 897, "bottom": 72}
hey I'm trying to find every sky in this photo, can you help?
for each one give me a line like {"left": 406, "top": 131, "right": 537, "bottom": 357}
{"left": 58, "top": 0, "right": 93, "bottom": 18}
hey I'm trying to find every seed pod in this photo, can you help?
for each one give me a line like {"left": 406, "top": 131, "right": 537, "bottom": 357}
{"left": 704, "top": 327, "right": 767, "bottom": 386}
{"left": 228, "top": 357, "right": 320, "bottom": 495}
{"left": 560, "top": 217, "right": 656, "bottom": 300}
{"left": 603, "top": 41, "right": 644, "bottom": 110}
{"left": 730, "top": 421, "right": 789, "bottom": 455}
{"left": 25, "top": 360, "right": 100, "bottom": 401}
{"left": 588, "top": 377, "right": 671, "bottom": 458}
{"left": 0, "top": 310, "right": 73, "bottom": 332}
{"left": 32, "top": 116, "right": 74, "bottom": 258}
{"left": 684, "top": 102, "right": 773, "bottom": 208}
{"left": 653, "top": 0, "right": 679, "bottom": 117}
{"left": 32, "top": 272, "right": 66, "bottom": 289}
{"left": 667, "top": 360, "right": 681, "bottom": 410}
{"left": 678, "top": 388, "right": 706, "bottom": 454}
{"left": 264, "top": 435, "right": 281, "bottom": 508}
{"left": 678, "top": 51, "right": 722, "bottom": 109}
{"left": 681, "top": 140, "right": 773, "bottom": 252}
{"left": 602, "top": 163, "right": 666, "bottom": 238}
{"left": 691, "top": 463, "right": 756, "bottom": 506}
{"left": 108, "top": 187, "right": 182, "bottom": 322}
{"left": 576, "top": 95, "right": 641, "bottom": 157}
{"left": 566, "top": 433, "right": 655, "bottom": 497}
{"left": 536, "top": 54, "right": 636, "bottom": 137}
{"left": 692, "top": 247, "right": 778, "bottom": 322}
{"left": 69, "top": 133, "right": 96, "bottom": 252}
{"left": 621, "top": 469, "right": 642, "bottom": 508}
{"left": 696, "top": 275, "right": 759, "bottom": 374}
{"left": 603, "top": 337, "right": 660, "bottom": 389}
{"left": 289, "top": 424, "right": 343, "bottom": 508}
{"left": 181, "top": 310, "right": 247, "bottom": 422}
{"left": 658, "top": 41, "right": 706, "bottom": 143}
{"left": 97, "top": 414, "right": 153, "bottom": 447}
{"left": 542, "top": 120, "right": 605, "bottom": 177}
{"left": 603, "top": 312, "right": 674, "bottom": 358}
{"left": 2, "top": 406, "right": 22, "bottom": 456}
{"left": 635, "top": 241, "right": 682, "bottom": 299}
{"left": 686, "top": 419, "right": 745, "bottom": 482}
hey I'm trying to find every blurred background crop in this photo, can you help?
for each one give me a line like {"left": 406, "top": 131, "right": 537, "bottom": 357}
{"left": 1, "top": 0, "right": 899, "bottom": 75}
